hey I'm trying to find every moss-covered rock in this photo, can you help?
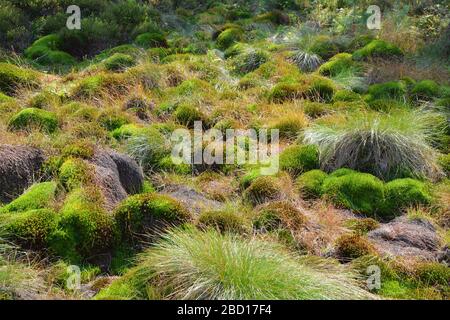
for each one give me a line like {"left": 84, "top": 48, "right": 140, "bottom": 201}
{"left": 58, "top": 158, "right": 92, "bottom": 191}
{"left": 296, "top": 169, "right": 328, "bottom": 198}
{"left": 353, "top": 40, "right": 403, "bottom": 61}
{"left": 114, "top": 193, "right": 189, "bottom": 239}
{"left": 279, "top": 145, "right": 320, "bottom": 177}
{"left": 322, "top": 172, "right": 385, "bottom": 215}
{"left": 217, "top": 28, "right": 243, "bottom": 50}
{"left": 0, "top": 182, "right": 57, "bottom": 214}
{"left": 0, "top": 63, "right": 39, "bottom": 95}
{"left": 8, "top": 107, "right": 58, "bottom": 133}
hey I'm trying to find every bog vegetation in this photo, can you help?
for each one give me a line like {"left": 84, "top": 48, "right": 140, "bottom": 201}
{"left": 0, "top": 0, "right": 449, "bottom": 300}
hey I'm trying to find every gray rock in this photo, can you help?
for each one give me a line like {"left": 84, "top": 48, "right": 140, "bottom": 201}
{"left": 0, "top": 145, "right": 45, "bottom": 203}
{"left": 368, "top": 217, "right": 441, "bottom": 261}
{"left": 162, "top": 185, "right": 223, "bottom": 215}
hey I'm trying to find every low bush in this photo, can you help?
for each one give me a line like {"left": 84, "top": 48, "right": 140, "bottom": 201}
{"left": 103, "top": 53, "right": 136, "bottom": 72}
{"left": 352, "top": 40, "right": 403, "bottom": 61}
{"left": 279, "top": 145, "right": 320, "bottom": 177}
{"left": 335, "top": 234, "right": 375, "bottom": 261}
{"left": 0, "top": 63, "right": 39, "bottom": 95}
{"left": 243, "top": 176, "right": 281, "bottom": 206}
{"left": 8, "top": 108, "right": 58, "bottom": 133}
{"left": 296, "top": 169, "right": 328, "bottom": 198}
{"left": 114, "top": 193, "right": 189, "bottom": 239}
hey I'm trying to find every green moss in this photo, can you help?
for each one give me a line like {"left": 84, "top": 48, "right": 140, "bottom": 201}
{"left": 0, "top": 63, "right": 39, "bottom": 95}
{"left": 270, "top": 114, "right": 307, "bottom": 140}
{"left": 254, "top": 10, "right": 290, "bottom": 25}
{"left": 111, "top": 124, "right": 149, "bottom": 140}
{"left": 335, "top": 234, "right": 374, "bottom": 260}
{"left": 383, "top": 179, "right": 433, "bottom": 217}
{"left": 410, "top": 80, "right": 441, "bottom": 101}
{"left": 0, "top": 92, "right": 13, "bottom": 103}
{"left": 58, "top": 158, "right": 92, "bottom": 191}
{"left": 366, "top": 81, "right": 407, "bottom": 101}
{"left": 322, "top": 172, "right": 385, "bottom": 215}
{"left": 114, "top": 193, "right": 189, "bottom": 239}
{"left": 174, "top": 104, "right": 207, "bottom": 128}
{"left": 50, "top": 188, "right": 118, "bottom": 261}
{"left": 231, "top": 49, "right": 269, "bottom": 75}
{"left": 217, "top": 28, "right": 243, "bottom": 50}
{"left": 333, "top": 90, "right": 361, "bottom": 102}
{"left": 8, "top": 108, "right": 58, "bottom": 133}
{"left": 345, "top": 218, "right": 380, "bottom": 235}
{"left": 268, "top": 82, "right": 306, "bottom": 103}
{"left": 319, "top": 53, "right": 355, "bottom": 77}
{"left": 158, "top": 156, "right": 192, "bottom": 174}
{"left": 296, "top": 169, "right": 328, "bottom": 199}
{"left": 279, "top": 145, "right": 320, "bottom": 177}
{"left": 24, "top": 34, "right": 76, "bottom": 67}
{"left": 415, "top": 263, "right": 450, "bottom": 287}
{"left": 329, "top": 168, "right": 358, "bottom": 177}
{"left": 98, "top": 109, "right": 130, "bottom": 131}
{"left": 243, "top": 176, "right": 281, "bottom": 206}
{"left": 134, "top": 32, "right": 168, "bottom": 49}
{"left": 0, "top": 182, "right": 57, "bottom": 214}
{"left": 103, "top": 53, "right": 136, "bottom": 72}
{"left": 3, "top": 209, "right": 58, "bottom": 247}
{"left": 198, "top": 209, "right": 247, "bottom": 234}
{"left": 352, "top": 40, "right": 403, "bottom": 61}
{"left": 62, "top": 141, "right": 95, "bottom": 159}
{"left": 240, "top": 168, "right": 267, "bottom": 190}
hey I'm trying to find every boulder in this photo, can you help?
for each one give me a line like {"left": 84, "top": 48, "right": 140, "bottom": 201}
{"left": 162, "top": 185, "right": 223, "bottom": 215}
{"left": 89, "top": 149, "right": 144, "bottom": 210}
{"left": 368, "top": 217, "right": 441, "bottom": 261}
{"left": 0, "top": 145, "right": 45, "bottom": 203}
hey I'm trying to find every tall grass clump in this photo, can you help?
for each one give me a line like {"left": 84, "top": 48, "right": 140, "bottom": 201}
{"left": 303, "top": 109, "right": 445, "bottom": 180}
{"left": 124, "top": 227, "right": 374, "bottom": 300}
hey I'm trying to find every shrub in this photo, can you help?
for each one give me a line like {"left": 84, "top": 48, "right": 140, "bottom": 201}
{"left": 231, "top": 49, "right": 269, "bottom": 75}
{"left": 3, "top": 209, "right": 58, "bottom": 247}
{"left": 8, "top": 108, "right": 58, "bottom": 133}
{"left": 198, "top": 209, "right": 247, "bottom": 234}
{"left": 303, "top": 110, "right": 444, "bottom": 180}
{"left": 410, "top": 80, "right": 441, "bottom": 101}
{"left": 319, "top": 53, "right": 355, "bottom": 77}
{"left": 296, "top": 169, "right": 328, "bottom": 198}
{"left": 270, "top": 113, "right": 308, "bottom": 140}
{"left": 217, "top": 28, "right": 243, "bottom": 50}
{"left": 345, "top": 218, "right": 380, "bottom": 235}
{"left": 58, "top": 158, "right": 92, "bottom": 191}
{"left": 0, "top": 182, "right": 57, "bottom": 214}
{"left": 279, "top": 145, "right": 320, "bottom": 177}
{"left": 0, "top": 63, "right": 39, "bottom": 95}
{"left": 415, "top": 263, "right": 450, "bottom": 287}
{"left": 322, "top": 172, "right": 385, "bottom": 215}
{"left": 254, "top": 201, "right": 306, "bottom": 231}
{"left": 383, "top": 179, "right": 433, "bottom": 216}
{"left": 114, "top": 193, "right": 189, "bottom": 239}
{"left": 134, "top": 32, "right": 168, "bottom": 49}
{"left": 103, "top": 53, "right": 136, "bottom": 72}
{"left": 366, "top": 81, "right": 407, "bottom": 101}
{"left": 243, "top": 176, "right": 281, "bottom": 206}
{"left": 352, "top": 40, "right": 403, "bottom": 61}
{"left": 174, "top": 104, "right": 207, "bottom": 128}
{"left": 108, "top": 227, "right": 374, "bottom": 299}
{"left": 50, "top": 188, "right": 118, "bottom": 261}
{"left": 335, "top": 234, "right": 374, "bottom": 261}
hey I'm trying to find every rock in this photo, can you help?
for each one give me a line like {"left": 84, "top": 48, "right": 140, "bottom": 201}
{"left": 0, "top": 145, "right": 45, "bottom": 203}
{"left": 89, "top": 149, "right": 144, "bottom": 210}
{"left": 162, "top": 185, "right": 223, "bottom": 215}
{"left": 368, "top": 217, "right": 441, "bottom": 261}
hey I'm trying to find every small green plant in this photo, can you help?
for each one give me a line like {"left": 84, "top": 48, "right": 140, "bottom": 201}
{"left": 231, "top": 49, "right": 269, "bottom": 75}
{"left": 319, "top": 53, "right": 356, "bottom": 77}
{"left": 383, "top": 179, "right": 433, "bottom": 216}
{"left": 352, "top": 40, "right": 403, "bottom": 61}
{"left": 345, "top": 218, "right": 380, "bottom": 235}
{"left": 103, "top": 53, "right": 136, "bottom": 72}
{"left": 243, "top": 176, "right": 281, "bottom": 206}
{"left": 279, "top": 145, "right": 320, "bottom": 177}
{"left": 198, "top": 209, "right": 247, "bottom": 234}
{"left": 335, "top": 234, "right": 374, "bottom": 261}
{"left": 0, "top": 182, "right": 57, "bottom": 214}
{"left": 114, "top": 193, "right": 189, "bottom": 239}
{"left": 322, "top": 172, "right": 385, "bottom": 215}
{"left": 8, "top": 108, "right": 58, "bottom": 133}
{"left": 366, "top": 81, "right": 407, "bottom": 101}
{"left": 296, "top": 169, "right": 328, "bottom": 198}
{"left": 0, "top": 63, "right": 39, "bottom": 95}
{"left": 58, "top": 158, "right": 92, "bottom": 191}
{"left": 134, "top": 32, "right": 168, "bottom": 49}
{"left": 254, "top": 201, "right": 306, "bottom": 231}
{"left": 410, "top": 80, "right": 441, "bottom": 101}
{"left": 217, "top": 28, "right": 243, "bottom": 49}
{"left": 174, "top": 104, "right": 208, "bottom": 128}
